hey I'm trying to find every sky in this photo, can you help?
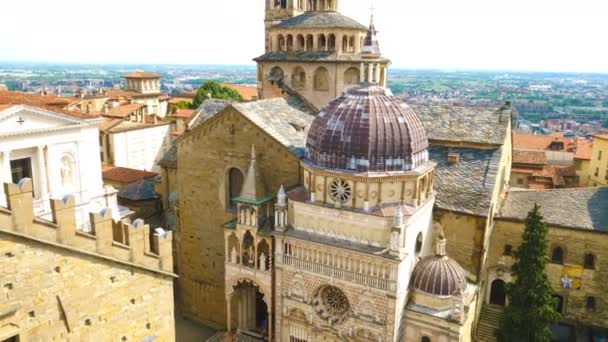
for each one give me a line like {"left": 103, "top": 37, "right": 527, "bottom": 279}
{"left": 0, "top": 0, "right": 606, "bottom": 73}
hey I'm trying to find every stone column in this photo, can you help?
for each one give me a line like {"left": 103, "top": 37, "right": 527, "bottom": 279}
{"left": 0, "top": 151, "right": 11, "bottom": 207}
{"left": 360, "top": 63, "right": 365, "bottom": 83}
{"left": 36, "top": 146, "right": 49, "bottom": 203}
{"left": 375, "top": 63, "right": 381, "bottom": 84}
{"left": 383, "top": 67, "right": 388, "bottom": 87}
{"left": 227, "top": 295, "right": 232, "bottom": 332}
{"left": 368, "top": 64, "right": 373, "bottom": 84}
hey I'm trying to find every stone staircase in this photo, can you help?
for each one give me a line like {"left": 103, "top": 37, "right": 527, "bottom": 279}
{"left": 475, "top": 304, "right": 503, "bottom": 342}
{"left": 206, "top": 332, "right": 267, "bottom": 342}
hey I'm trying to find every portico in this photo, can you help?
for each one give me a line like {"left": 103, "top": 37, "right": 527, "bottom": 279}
{"left": 0, "top": 104, "right": 123, "bottom": 230}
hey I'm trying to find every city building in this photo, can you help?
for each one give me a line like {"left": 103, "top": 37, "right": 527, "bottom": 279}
{"left": 0, "top": 102, "right": 125, "bottom": 230}
{"left": 511, "top": 150, "right": 578, "bottom": 189}
{"left": 255, "top": 0, "right": 390, "bottom": 110}
{"left": 586, "top": 134, "right": 608, "bottom": 187}
{"left": 100, "top": 110, "right": 171, "bottom": 173}
{"left": 0, "top": 179, "right": 175, "bottom": 341}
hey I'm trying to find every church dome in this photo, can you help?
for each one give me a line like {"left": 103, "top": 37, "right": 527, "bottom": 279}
{"left": 412, "top": 250, "right": 467, "bottom": 297}
{"left": 305, "top": 86, "right": 429, "bottom": 172}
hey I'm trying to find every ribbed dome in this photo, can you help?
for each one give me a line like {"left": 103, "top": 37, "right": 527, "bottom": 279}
{"left": 305, "top": 86, "right": 429, "bottom": 172}
{"left": 412, "top": 255, "right": 467, "bottom": 297}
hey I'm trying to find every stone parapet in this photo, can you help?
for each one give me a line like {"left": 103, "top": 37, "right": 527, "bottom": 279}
{"left": 0, "top": 179, "right": 174, "bottom": 275}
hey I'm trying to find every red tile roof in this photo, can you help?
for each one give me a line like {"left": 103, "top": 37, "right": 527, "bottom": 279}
{"left": 0, "top": 91, "right": 99, "bottom": 119}
{"left": 123, "top": 72, "right": 160, "bottom": 79}
{"left": 104, "top": 103, "right": 144, "bottom": 118}
{"left": 102, "top": 166, "right": 158, "bottom": 184}
{"left": 594, "top": 134, "right": 608, "bottom": 140}
{"left": 171, "top": 108, "right": 195, "bottom": 119}
{"left": 513, "top": 150, "right": 547, "bottom": 165}
{"left": 220, "top": 83, "right": 257, "bottom": 101}
{"left": 513, "top": 133, "right": 574, "bottom": 152}
{"left": 574, "top": 139, "right": 593, "bottom": 160}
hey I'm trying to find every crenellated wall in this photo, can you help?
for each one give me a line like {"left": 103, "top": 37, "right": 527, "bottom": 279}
{"left": 0, "top": 179, "right": 176, "bottom": 341}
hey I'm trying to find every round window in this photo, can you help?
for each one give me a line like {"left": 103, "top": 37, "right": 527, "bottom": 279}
{"left": 312, "top": 285, "right": 350, "bottom": 324}
{"left": 329, "top": 179, "right": 352, "bottom": 203}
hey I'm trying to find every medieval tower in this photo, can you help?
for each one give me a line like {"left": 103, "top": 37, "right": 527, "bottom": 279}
{"left": 256, "top": 0, "right": 390, "bottom": 109}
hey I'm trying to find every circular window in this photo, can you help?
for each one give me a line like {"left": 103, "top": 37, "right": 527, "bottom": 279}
{"left": 313, "top": 285, "right": 350, "bottom": 323}
{"left": 329, "top": 179, "right": 352, "bottom": 202}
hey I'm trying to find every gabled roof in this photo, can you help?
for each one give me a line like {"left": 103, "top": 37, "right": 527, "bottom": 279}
{"left": 231, "top": 98, "right": 315, "bottom": 158}
{"left": 513, "top": 133, "right": 574, "bottom": 152}
{"left": 274, "top": 12, "right": 367, "bottom": 30}
{"left": 430, "top": 146, "right": 503, "bottom": 216}
{"left": 0, "top": 104, "right": 102, "bottom": 138}
{"left": 413, "top": 104, "right": 512, "bottom": 146}
{"left": 513, "top": 150, "right": 547, "bottom": 165}
{"left": 188, "top": 99, "right": 236, "bottom": 129}
{"left": 498, "top": 188, "right": 608, "bottom": 231}
{"left": 105, "top": 103, "right": 145, "bottom": 119}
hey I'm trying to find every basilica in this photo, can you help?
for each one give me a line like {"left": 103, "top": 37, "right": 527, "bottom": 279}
{"left": 173, "top": 1, "right": 608, "bottom": 341}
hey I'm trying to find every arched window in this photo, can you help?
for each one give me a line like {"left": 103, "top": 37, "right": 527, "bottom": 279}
{"left": 415, "top": 233, "right": 423, "bottom": 254}
{"left": 421, "top": 337, "right": 431, "bottom": 342}
{"left": 342, "top": 36, "right": 348, "bottom": 52}
{"left": 296, "top": 34, "right": 305, "bottom": 51}
{"left": 306, "top": 35, "right": 314, "bottom": 52}
{"left": 551, "top": 247, "right": 564, "bottom": 264}
{"left": 226, "top": 168, "right": 244, "bottom": 210}
{"left": 344, "top": 67, "right": 360, "bottom": 86}
{"left": 327, "top": 34, "right": 336, "bottom": 51}
{"left": 584, "top": 253, "right": 595, "bottom": 269}
{"left": 313, "top": 67, "right": 329, "bottom": 91}
{"left": 291, "top": 67, "right": 306, "bottom": 89}
{"left": 270, "top": 66, "right": 285, "bottom": 81}
{"left": 286, "top": 35, "right": 294, "bottom": 51}
{"left": 349, "top": 36, "right": 356, "bottom": 53}
{"left": 318, "top": 34, "right": 327, "bottom": 51}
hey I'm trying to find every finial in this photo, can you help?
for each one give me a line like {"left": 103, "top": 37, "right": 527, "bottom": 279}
{"left": 250, "top": 144, "right": 256, "bottom": 161}
{"left": 435, "top": 235, "right": 447, "bottom": 257}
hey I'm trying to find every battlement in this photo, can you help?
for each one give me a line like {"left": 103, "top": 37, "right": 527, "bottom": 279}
{"left": 0, "top": 179, "right": 174, "bottom": 275}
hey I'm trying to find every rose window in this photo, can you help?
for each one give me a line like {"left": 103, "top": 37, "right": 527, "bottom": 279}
{"left": 329, "top": 179, "right": 352, "bottom": 202}
{"left": 313, "top": 285, "right": 350, "bottom": 324}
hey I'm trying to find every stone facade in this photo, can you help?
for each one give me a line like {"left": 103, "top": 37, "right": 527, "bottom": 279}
{"left": 0, "top": 179, "right": 175, "bottom": 341}
{"left": 586, "top": 134, "right": 608, "bottom": 187}
{"left": 487, "top": 220, "right": 608, "bottom": 334}
{"left": 175, "top": 105, "right": 309, "bottom": 328}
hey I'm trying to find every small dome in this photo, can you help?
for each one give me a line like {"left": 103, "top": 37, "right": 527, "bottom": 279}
{"left": 306, "top": 86, "right": 429, "bottom": 172}
{"left": 412, "top": 255, "right": 467, "bottom": 297}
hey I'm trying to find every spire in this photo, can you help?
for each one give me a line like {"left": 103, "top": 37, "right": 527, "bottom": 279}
{"left": 361, "top": 12, "right": 381, "bottom": 55}
{"left": 239, "top": 145, "right": 267, "bottom": 201}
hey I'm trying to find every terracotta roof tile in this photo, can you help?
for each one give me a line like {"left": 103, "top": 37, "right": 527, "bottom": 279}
{"left": 575, "top": 139, "right": 593, "bottom": 160}
{"left": 102, "top": 166, "right": 158, "bottom": 184}
{"left": 171, "top": 108, "right": 195, "bottom": 119}
{"left": 513, "top": 149, "right": 547, "bottom": 165}
{"left": 123, "top": 72, "right": 160, "bottom": 79}
{"left": 513, "top": 133, "right": 574, "bottom": 152}
{"left": 104, "top": 103, "right": 144, "bottom": 118}
{"left": 0, "top": 91, "right": 98, "bottom": 119}
{"left": 220, "top": 83, "right": 257, "bottom": 101}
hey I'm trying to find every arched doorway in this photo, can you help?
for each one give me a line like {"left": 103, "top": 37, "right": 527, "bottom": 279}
{"left": 490, "top": 279, "right": 507, "bottom": 306}
{"left": 229, "top": 280, "right": 269, "bottom": 338}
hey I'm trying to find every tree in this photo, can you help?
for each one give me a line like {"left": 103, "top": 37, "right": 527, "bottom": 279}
{"left": 497, "top": 204, "right": 560, "bottom": 342}
{"left": 192, "top": 80, "right": 242, "bottom": 108}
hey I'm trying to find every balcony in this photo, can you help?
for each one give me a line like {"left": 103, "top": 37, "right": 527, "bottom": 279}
{"left": 281, "top": 255, "right": 396, "bottom": 291}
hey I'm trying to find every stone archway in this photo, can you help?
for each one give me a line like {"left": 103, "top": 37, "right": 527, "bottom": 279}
{"left": 228, "top": 279, "right": 270, "bottom": 339}
{"left": 490, "top": 279, "right": 507, "bottom": 306}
